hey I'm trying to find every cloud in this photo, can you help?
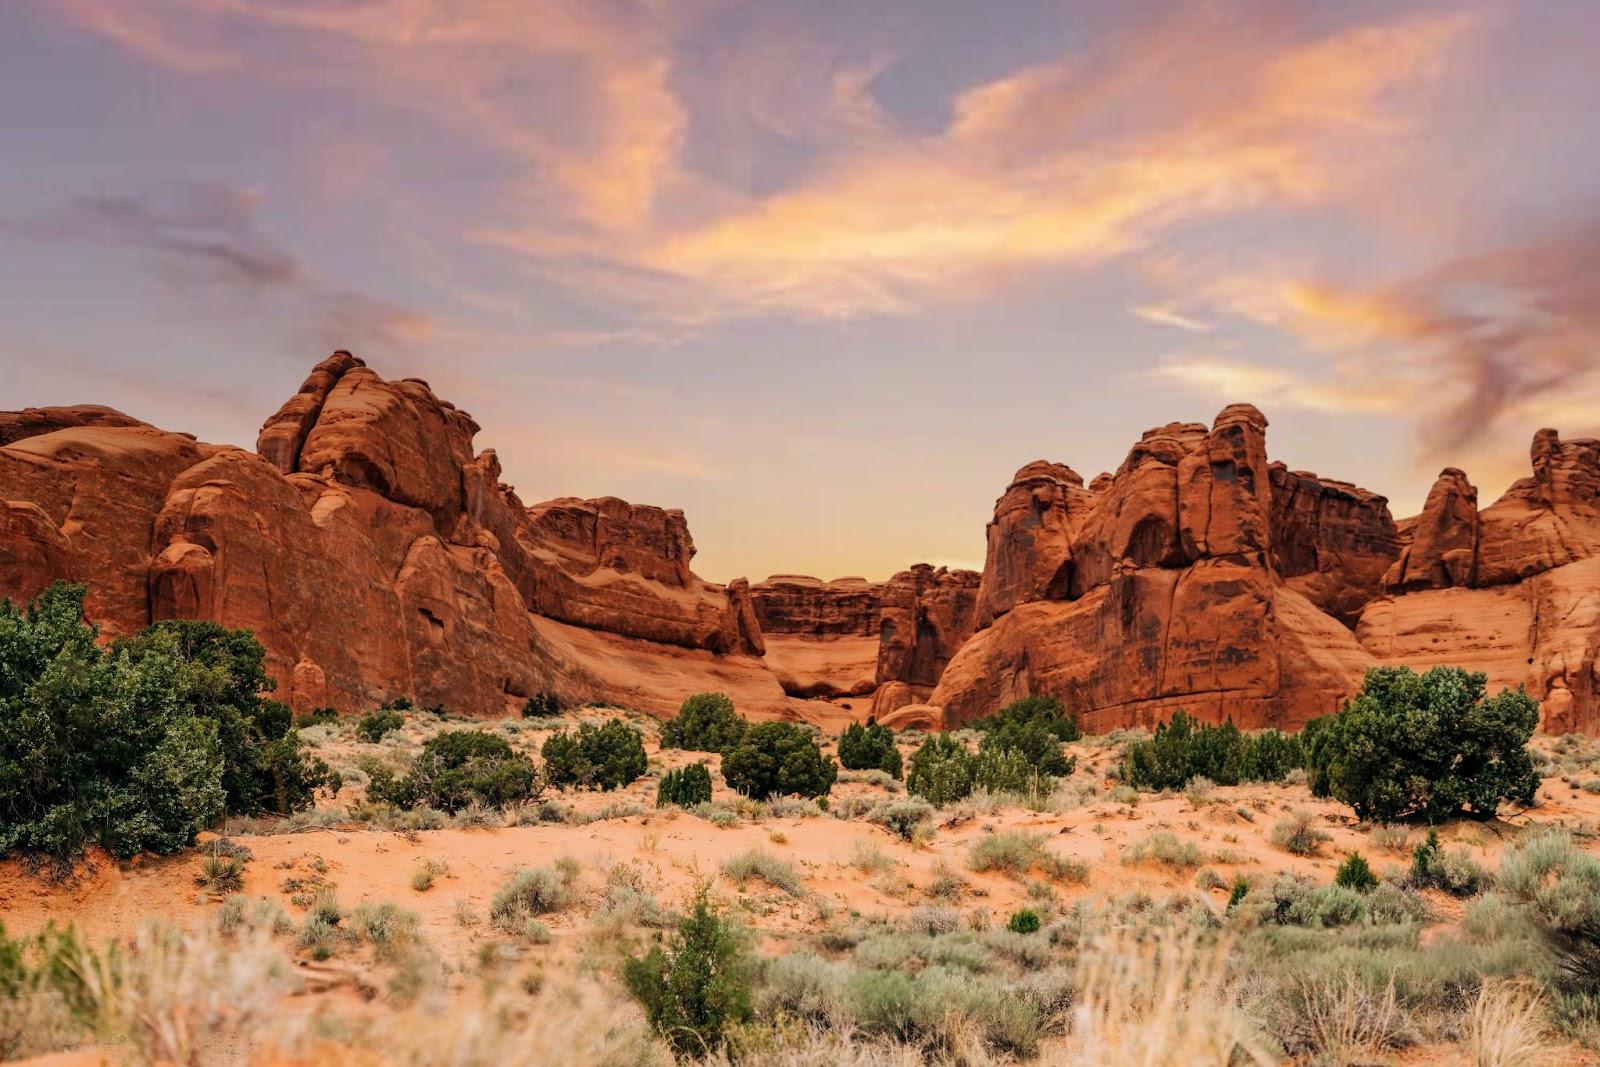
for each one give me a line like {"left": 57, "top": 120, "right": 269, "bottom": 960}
{"left": 47, "top": 1, "right": 1482, "bottom": 328}
{"left": 1148, "top": 219, "right": 1600, "bottom": 456}
{"left": 1146, "top": 354, "right": 1408, "bottom": 416}
{"left": 7, "top": 180, "right": 433, "bottom": 357}
{"left": 1130, "top": 304, "right": 1212, "bottom": 333}
{"left": 1278, "top": 226, "right": 1600, "bottom": 451}
{"left": 47, "top": 0, "right": 693, "bottom": 235}
{"left": 5, "top": 182, "right": 300, "bottom": 288}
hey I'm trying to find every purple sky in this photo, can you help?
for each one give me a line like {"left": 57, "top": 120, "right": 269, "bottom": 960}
{"left": 4, "top": 0, "right": 1599, "bottom": 582}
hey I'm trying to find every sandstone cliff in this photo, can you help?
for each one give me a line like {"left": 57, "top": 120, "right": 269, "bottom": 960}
{"left": 1359, "top": 431, "right": 1600, "bottom": 733}
{"left": 931, "top": 405, "right": 1375, "bottom": 731}
{"left": 7, "top": 353, "right": 1599, "bottom": 733}
{"left": 1, "top": 353, "right": 789, "bottom": 719}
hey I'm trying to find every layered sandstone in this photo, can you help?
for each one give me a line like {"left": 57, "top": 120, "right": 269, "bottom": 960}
{"left": 1358, "top": 430, "right": 1600, "bottom": 732}
{"left": 750, "top": 576, "right": 884, "bottom": 699}
{"left": 0, "top": 353, "right": 790, "bottom": 719}
{"left": 1269, "top": 464, "right": 1399, "bottom": 625}
{"left": 931, "top": 405, "right": 1376, "bottom": 730}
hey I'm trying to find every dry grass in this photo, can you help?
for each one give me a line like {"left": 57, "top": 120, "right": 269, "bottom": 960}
{"left": 1466, "top": 980, "right": 1559, "bottom": 1067}
{"left": 62, "top": 922, "right": 290, "bottom": 1066}
{"left": 266, "top": 975, "right": 669, "bottom": 1066}
{"left": 1064, "top": 929, "right": 1273, "bottom": 1066}
{"left": 1277, "top": 971, "right": 1406, "bottom": 1067}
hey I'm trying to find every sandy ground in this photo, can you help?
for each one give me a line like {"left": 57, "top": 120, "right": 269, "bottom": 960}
{"left": 5, "top": 723, "right": 1600, "bottom": 1066}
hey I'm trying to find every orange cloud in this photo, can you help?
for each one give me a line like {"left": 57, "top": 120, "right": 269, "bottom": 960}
{"left": 50, "top": 1, "right": 1481, "bottom": 328}
{"left": 1153, "top": 218, "right": 1600, "bottom": 461}
{"left": 1147, "top": 354, "right": 1409, "bottom": 416}
{"left": 617, "top": 8, "right": 1480, "bottom": 320}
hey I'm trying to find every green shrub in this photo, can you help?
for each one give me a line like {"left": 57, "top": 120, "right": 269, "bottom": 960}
{"left": 1006, "top": 908, "right": 1042, "bottom": 934}
{"left": 1335, "top": 852, "right": 1379, "bottom": 893}
{"left": 623, "top": 888, "right": 753, "bottom": 1057}
{"left": 837, "top": 719, "right": 902, "bottom": 778}
{"left": 521, "top": 692, "right": 560, "bottom": 719}
{"left": 866, "top": 797, "right": 936, "bottom": 841}
{"left": 1227, "top": 876, "right": 1250, "bottom": 913}
{"left": 1239, "top": 729, "right": 1302, "bottom": 781}
{"left": 369, "top": 730, "right": 540, "bottom": 813}
{"left": 0, "top": 583, "right": 331, "bottom": 866}
{"left": 1406, "top": 829, "right": 1491, "bottom": 897}
{"left": 906, "top": 733, "right": 977, "bottom": 805}
{"left": 1270, "top": 810, "right": 1332, "bottom": 856}
{"left": 972, "top": 741, "right": 1063, "bottom": 797}
{"left": 1303, "top": 665, "right": 1539, "bottom": 822}
{"left": 1120, "top": 712, "right": 1303, "bottom": 790}
{"left": 974, "top": 696, "right": 1081, "bottom": 742}
{"left": 968, "top": 831, "right": 1052, "bottom": 877}
{"left": 293, "top": 707, "right": 339, "bottom": 728}
{"left": 720, "top": 722, "right": 836, "bottom": 800}
{"left": 657, "top": 763, "right": 714, "bottom": 808}
{"left": 1497, "top": 830, "right": 1600, "bottom": 935}
{"left": 352, "top": 901, "right": 420, "bottom": 948}
{"left": 490, "top": 860, "right": 579, "bottom": 930}
{"left": 355, "top": 707, "right": 405, "bottom": 743}
{"left": 542, "top": 719, "right": 648, "bottom": 791}
{"left": 1122, "top": 831, "right": 1202, "bottom": 870}
{"left": 1284, "top": 884, "right": 1369, "bottom": 928}
{"left": 721, "top": 848, "right": 806, "bottom": 897}
{"left": 660, "top": 692, "right": 746, "bottom": 752}
{"left": 197, "top": 852, "right": 245, "bottom": 893}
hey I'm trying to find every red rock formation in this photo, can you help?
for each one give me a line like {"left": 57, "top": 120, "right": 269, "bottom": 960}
{"left": 933, "top": 404, "right": 1374, "bottom": 730}
{"left": 9, "top": 359, "right": 1599, "bottom": 733}
{"left": 518, "top": 497, "right": 763, "bottom": 655}
{"left": 1269, "top": 464, "right": 1400, "bottom": 624}
{"left": 748, "top": 575, "right": 883, "bottom": 700}
{"left": 1358, "top": 430, "right": 1600, "bottom": 732}
{"left": 974, "top": 462, "right": 1090, "bottom": 626}
{"left": 1382, "top": 468, "right": 1479, "bottom": 592}
{"left": 0, "top": 405, "right": 149, "bottom": 447}
{"left": 751, "top": 575, "right": 883, "bottom": 636}
{"left": 0, "top": 418, "right": 217, "bottom": 635}
{"left": 1476, "top": 431, "right": 1600, "bottom": 587}
{"left": 0, "top": 354, "right": 788, "bottom": 720}
{"left": 874, "top": 565, "right": 981, "bottom": 715}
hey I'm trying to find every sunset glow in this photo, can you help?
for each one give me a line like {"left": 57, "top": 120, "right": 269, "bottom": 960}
{"left": 5, "top": 0, "right": 1598, "bottom": 580}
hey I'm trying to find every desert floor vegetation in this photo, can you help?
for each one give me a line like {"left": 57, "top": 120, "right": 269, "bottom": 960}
{"left": 4, "top": 677, "right": 1600, "bottom": 1065}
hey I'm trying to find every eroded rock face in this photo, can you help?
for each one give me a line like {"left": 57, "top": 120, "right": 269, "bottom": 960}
{"left": 975, "top": 462, "right": 1089, "bottom": 626}
{"left": 751, "top": 576, "right": 883, "bottom": 636}
{"left": 1382, "top": 468, "right": 1479, "bottom": 592}
{"left": 1476, "top": 431, "right": 1600, "bottom": 587}
{"left": 0, "top": 422, "right": 217, "bottom": 636}
{"left": 9, "top": 361, "right": 1600, "bottom": 733}
{"left": 934, "top": 404, "right": 1377, "bottom": 729}
{"left": 877, "top": 565, "right": 981, "bottom": 692}
{"left": 1270, "top": 464, "right": 1400, "bottom": 624}
{"left": 1, "top": 354, "right": 783, "bottom": 719}
{"left": 1359, "top": 430, "right": 1600, "bottom": 732}
{"left": 517, "top": 497, "right": 763, "bottom": 655}
{"left": 0, "top": 405, "right": 150, "bottom": 448}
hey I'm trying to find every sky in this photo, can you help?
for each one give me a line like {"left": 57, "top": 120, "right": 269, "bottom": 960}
{"left": 3, "top": 1, "right": 1599, "bottom": 583}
